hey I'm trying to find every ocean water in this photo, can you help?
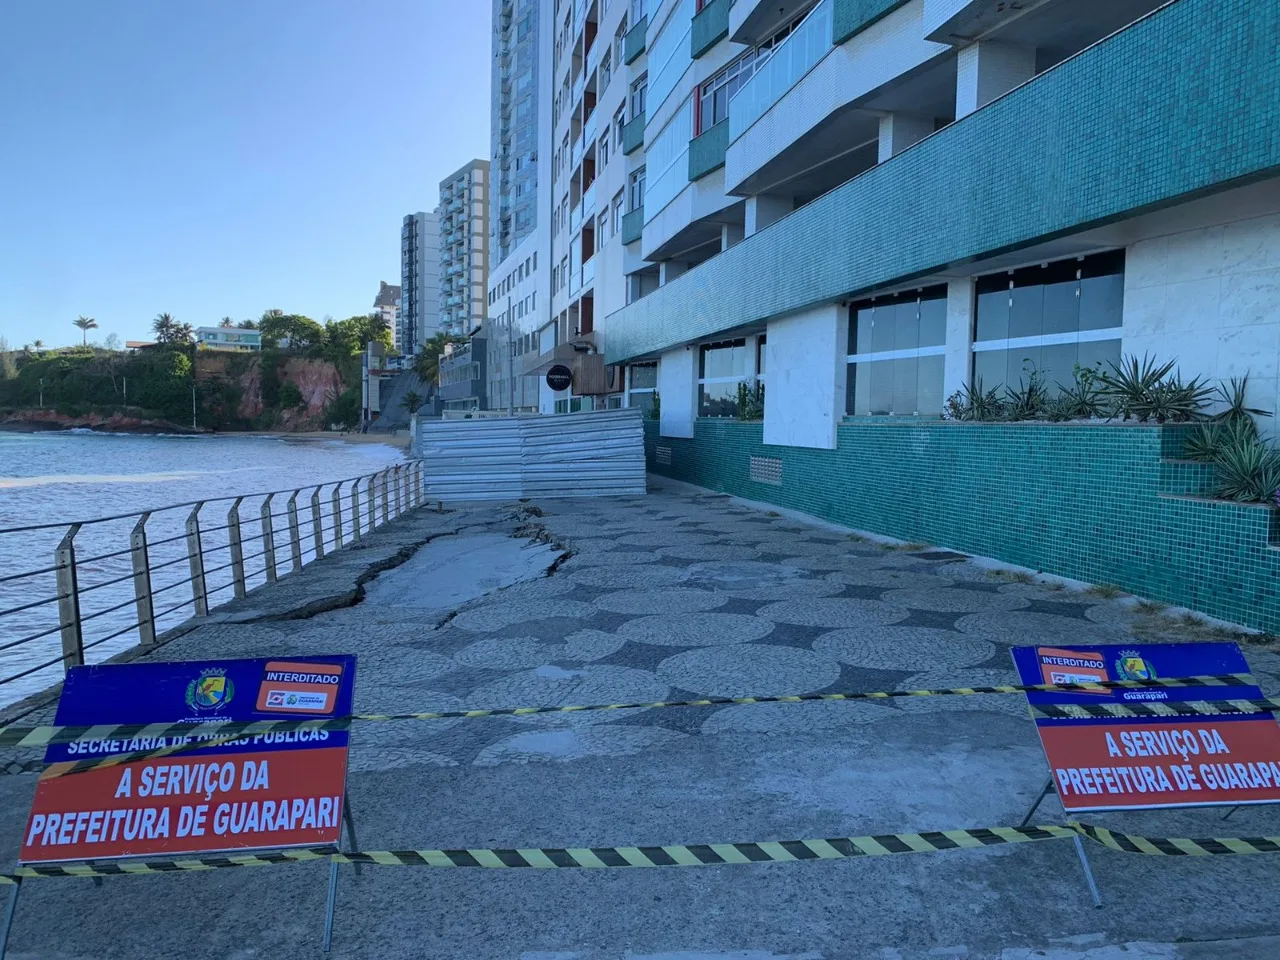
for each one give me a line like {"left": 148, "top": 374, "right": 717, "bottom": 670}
{"left": 0, "top": 432, "right": 405, "bottom": 708}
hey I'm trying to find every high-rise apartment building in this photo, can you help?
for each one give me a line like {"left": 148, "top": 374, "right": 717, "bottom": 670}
{"left": 438, "top": 160, "right": 491, "bottom": 337}
{"left": 399, "top": 211, "right": 441, "bottom": 355}
{"left": 485, "top": 0, "right": 554, "bottom": 413}
{"left": 372, "top": 280, "right": 401, "bottom": 349}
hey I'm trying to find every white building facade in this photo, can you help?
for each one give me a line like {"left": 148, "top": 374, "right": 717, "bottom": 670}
{"left": 372, "top": 281, "right": 401, "bottom": 350}
{"left": 486, "top": 0, "right": 555, "bottom": 413}
{"left": 399, "top": 210, "right": 441, "bottom": 355}
{"left": 438, "top": 160, "right": 491, "bottom": 338}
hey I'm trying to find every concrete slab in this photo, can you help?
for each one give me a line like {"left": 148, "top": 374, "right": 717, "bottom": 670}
{"left": 1, "top": 486, "right": 1279, "bottom": 959}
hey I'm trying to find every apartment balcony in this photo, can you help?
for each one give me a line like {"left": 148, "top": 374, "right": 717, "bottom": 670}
{"left": 583, "top": 106, "right": 599, "bottom": 146}
{"left": 688, "top": 120, "right": 729, "bottom": 181}
{"left": 569, "top": 265, "right": 581, "bottom": 297}
{"left": 572, "top": 71, "right": 586, "bottom": 106}
{"left": 571, "top": 198, "right": 584, "bottom": 233}
{"left": 622, "top": 112, "right": 645, "bottom": 155}
{"left": 581, "top": 254, "right": 596, "bottom": 290}
{"left": 572, "top": 131, "right": 585, "bottom": 169}
{"left": 623, "top": 15, "right": 647, "bottom": 64}
{"left": 691, "top": 0, "right": 730, "bottom": 58}
{"left": 621, "top": 206, "right": 644, "bottom": 245}
{"left": 729, "top": 0, "right": 832, "bottom": 142}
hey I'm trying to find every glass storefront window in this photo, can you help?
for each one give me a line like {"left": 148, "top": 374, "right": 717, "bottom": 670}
{"left": 845, "top": 286, "right": 946, "bottom": 416}
{"left": 972, "top": 250, "right": 1124, "bottom": 394}
{"left": 698, "top": 339, "right": 748, "bottom": 417}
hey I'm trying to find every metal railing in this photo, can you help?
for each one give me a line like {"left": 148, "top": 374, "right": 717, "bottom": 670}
{"left": 0, "top": 462, "right": 429, "bottom": 709}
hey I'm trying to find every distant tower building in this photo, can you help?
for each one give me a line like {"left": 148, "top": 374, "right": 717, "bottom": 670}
{"left": 399, "top": 211, "right": 441, "bottom": 355}
{"left": 438, "top": 160, "right": 491, "bottom": 337}
{"left": 372, "top": 280, "right": 401, "bottom": 349}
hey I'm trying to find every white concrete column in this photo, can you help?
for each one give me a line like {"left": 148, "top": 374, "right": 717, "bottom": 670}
{"left": 955, "top": 41, "right": 1036, "bottom": 118}
{"left": 721, "top": 222, "right": 745, "bottom": 251}
{"left": 745, "top": 195, "right": 794, "bottom": 237}
{"left": 762, "top": 304, "right": 847, "bottom": 450}
{"left": 877, "top": 113, "right": 934, "bottom": 162}
{"left": 658, "top": 347, "right": 697, "bottom": 439}
{"left": 659, "top": 260, "right": 689, "bottom": 285}
{"left": 943, "top": 278, "right": 975, "bottom": 402}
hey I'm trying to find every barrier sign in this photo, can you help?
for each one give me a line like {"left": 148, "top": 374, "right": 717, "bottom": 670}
{"left": 19, "top": 656, "right": 356, "bottom": 863}
{"left": 1012, "top": 642, "right": 1280, "bottom": 812}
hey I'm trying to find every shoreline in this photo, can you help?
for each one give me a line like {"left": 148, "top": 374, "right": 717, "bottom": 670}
{"left": 0, "top": 420, "right": 411, "bottom": 449}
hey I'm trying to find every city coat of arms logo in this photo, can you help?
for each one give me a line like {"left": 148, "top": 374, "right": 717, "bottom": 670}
{"left": 186, "top": 667, "right": 235, "bottom": 712}
{"left": 1114, "top": 650, "right": 1157, "bottom": 682}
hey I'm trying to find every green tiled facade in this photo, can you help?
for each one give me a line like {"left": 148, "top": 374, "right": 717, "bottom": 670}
{"left": 604, "top": 0, "right": 1280, "bottom": 363}
{"left": 691, "top": 0, "right": 730, "bottom": 58}
{"left": 624, "top": 15, "right": 648, "bottom": 64}
{"left": 645, "top": 420, "right": 1280, "bottom": 633}
{"left": 832, "top": 0, "right": 910, "bottom": 44}
{"left": 688, "top": 120, "right": 729, "bottom": 180}
{"left": 622, "top": 112, "right": 646, "bottom": 155}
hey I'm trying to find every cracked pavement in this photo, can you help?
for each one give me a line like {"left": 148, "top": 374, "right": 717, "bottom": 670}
{"left": 2, "top": 479, "right": 1280, "bottom": 959}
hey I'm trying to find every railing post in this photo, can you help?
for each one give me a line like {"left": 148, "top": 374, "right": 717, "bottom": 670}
{"left": 130, "top": 513, "right": 156, "bottom": 647}
{"left": 228, "top": 497, "right": 246, "bottom": 600}
{"left": 366, "top": 475, "right": 376, "bottom": 531}
{"left": 331, "top": 482, "right": 345, "bottom": 550}
{"left": 287, "top": 490, "right": 303, "bottom": 572}
{"left": 54, "top": 523, "right": 83, "bottom": 671}
{"left": 261, "top": 493, "right": 277, "bottom": 583}
{"left": 350, "top": 481, "right": 362, "bottom": 543}
{"left": 414, "top": 461, "right": 423, "bottom": 506}
{"left": 393, "top": 466, "right": 403, "bottom": 516}
{"left": 380, "top": 470, "right": 389, "bottom": 526}
{"left": 185, "top": 503, "right": 208, "bottom": 617}
{"left": 310, "top": 486, "right": 325, "bottom": 561}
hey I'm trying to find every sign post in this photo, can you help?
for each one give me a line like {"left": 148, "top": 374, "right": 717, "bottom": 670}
{"left": 1012, "top": 642, "right": 1280, "bottom": 904}
{"left": 6, "top": 655, "right": 356, "bottom": 956}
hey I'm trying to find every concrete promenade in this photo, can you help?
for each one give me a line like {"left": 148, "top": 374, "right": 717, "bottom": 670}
{"left": 2, "top": 480, "right": 1279, "bottom": 959}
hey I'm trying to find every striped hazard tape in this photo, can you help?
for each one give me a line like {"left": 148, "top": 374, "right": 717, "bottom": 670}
{"left": 1069, "top": 822, "right": 1280, "bottom": 856}
{"left": 0, "top": 826, "right": 1073, "bottom": 883}
{"left": 1031, "top": 698, "right": 1280, "bottom": 721}
{"left": 0, "top": 673, "right": 1255, "bottom": 751}
{"left": 5, "top": 822, "right": 1280, "bottom": 885}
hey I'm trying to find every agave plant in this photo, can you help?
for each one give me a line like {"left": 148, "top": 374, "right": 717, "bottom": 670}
{"left": 1213, "top": 375, "right": 1272, "bottom": 424}
{"left": 1098, "top": 354, "right": 1211, "bottom": 423}
{"left": 1002, "top": 364, "right": 1050, "bottom": 421}
{"left": 1213, "top": 432, "right": 1280, "bottom": 502}
{"left": 1047, "top": 363, "right": 1109, "bottom": 421}
{"left": 947, "top": 378, "right": 1004, "bottom": 421}
{"left": 1184, "top": 417, "right": 1258, "bottom": 461}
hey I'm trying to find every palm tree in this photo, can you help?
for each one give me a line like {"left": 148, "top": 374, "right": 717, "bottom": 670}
{"left": 73, "top": 316, "right": 98, "bottom": 346}
{"left": 152, "top": 313, "right": 177, "bottom": 343}
{"left": 413, "top": 332, "right": 465, "bottom": 385}
{"left": 401, "top": 390, "right": 425, "bottom": 415}
{"left": 32, "top": 339, "right": 44, "bottom": 354}
{"left": 219, "top": 316, "right": 235, "bottom": 328}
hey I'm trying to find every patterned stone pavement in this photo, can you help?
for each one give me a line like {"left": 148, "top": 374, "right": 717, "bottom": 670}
{"left": 5, "top": 481, "right": 1280, "bottom": 960}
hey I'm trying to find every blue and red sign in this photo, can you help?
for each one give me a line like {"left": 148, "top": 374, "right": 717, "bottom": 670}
{"left": 1012, "top": 642, "right": 1280, "bottom": 812}
{"left": 20, "top": 655, "right": 355, "bottom": 863}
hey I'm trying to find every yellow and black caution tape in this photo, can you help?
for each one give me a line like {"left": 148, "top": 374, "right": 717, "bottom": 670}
{"left": 5, "top": 821, "right": 1280, "bottom": 885}
{"left": 0, "top": 826, "right": 1073, "bottom": 882}
{"left": 1070, "top": 822, "right": 1280, "bottom": 856}
{"left": 0, "top": 674, "right": 1255, "bottom": 751}
{"left": 1030, "top": 698, "right": 1280, "bottom": 721}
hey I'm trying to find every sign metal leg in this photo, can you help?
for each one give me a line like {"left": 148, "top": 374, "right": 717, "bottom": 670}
{"left": 0, "top": 879, "right": 21, "bottom": 960}
{"left": 1072, "top": 834, "right": 1103, "bottom": 907}
{"left": 322, "top": 860, "right": 340, "bottom": 954}
{"left": 1019, "top": 777, "right": 1055, "bottom": 828}
{"left": 1221, "top": 804, "right": 1241, "bottom": 821}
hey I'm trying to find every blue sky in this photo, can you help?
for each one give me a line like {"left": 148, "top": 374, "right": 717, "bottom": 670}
{"left": 0, "top": 0, "right": 490, "bottom": 348}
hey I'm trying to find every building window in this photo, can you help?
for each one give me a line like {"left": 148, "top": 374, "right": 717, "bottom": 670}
{"left": 600, "top": 49, "right": 612, "bottom": 91}
{"left": 598, "top": 211, "right": 610, "bottom": 249}
{"left": 613, "top": 105, "right": 626, "bottom": 149}
{"left": 629, "top": 167, "right": 646, "bottom": 211}
{"left": 627, "top": 362, "right": 657, "bottom": 416}
{"left": 697, "top": 51, "right": 753, "bottom": 133}
{"left": 846, "top": 286, "right": 947, "bottom": 416}
{"left": 614, "top": 16, "right": 628, "bottom": 65}
{"left": 756, "top": 335, "right": 767, "bottom": 381}
{"left": 630, "top": 76, "right": 647, "bottom": 117}
{"left": 599, "top": 131, "right": 610, "bottom": 169}
{"left": 972, "top": 250, "right": 1124, "bottom": 395}
{"left": 612, "top": 189, "right": 625, "bottom": 233}
{"left": 698, "top": 339, "right": 749, "bottom": 417}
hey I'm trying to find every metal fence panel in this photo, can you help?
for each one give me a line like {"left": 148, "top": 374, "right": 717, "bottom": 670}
{"left": 414, "top": 409, "right": 647, "bottom": 501}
